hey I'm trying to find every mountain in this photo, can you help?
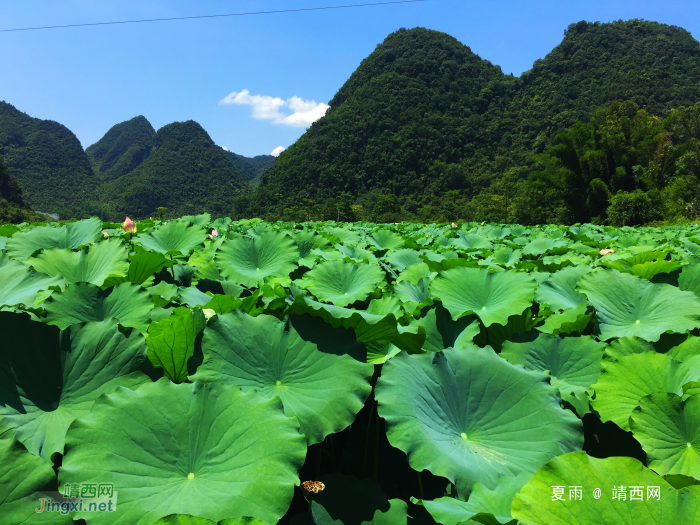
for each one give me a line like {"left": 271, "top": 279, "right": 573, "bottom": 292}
{"left": 250, "top": 20, "right": 700, "bottom": 223}
{"left": 224, "top": 150, "right": 276, "bottom": 187}
{"left": 86, "top": 116, "right": 155, "bottom": 181}
{"left": 0, "top": 101, "right": 100, "bottom": 218}
{"left": 98, "top": 121, "right": 248, "bottom": 220}
{"left": 0, "top": 154, "right": 45, "bottom": 223}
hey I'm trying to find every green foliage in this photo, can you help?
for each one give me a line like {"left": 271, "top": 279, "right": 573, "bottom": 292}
{"left": 0, "top": 102, "right": 100, "bottom": 218}
{"left": 224, "top": 150, "right": 275, "bottom": 188}
{"left": 99, "top": 121, "right": 248, "bottom": 220}
{"left": 250, "top": 21, "right": 700, "bottom": 225}
{"left": 3, "top": 216, "right": 700, "bottom": 523}
{"left": 85, "top": 115, "right": 155, "bottom": 181}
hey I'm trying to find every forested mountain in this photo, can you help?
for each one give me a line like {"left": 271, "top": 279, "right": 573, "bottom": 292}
{"left": 86, "top": 115, "right": 155, "bottom": 181}
{"left": 98, "top": 121, "right": 248, "bottom": 220}
{"left": 250, "top": 20, "right": 700, "bottom": 224}
{"left": 224, "top": 150, "right": 276, "bottom": 188}
{"left": 0, "top": 102, "right": 100, "bottom": 218}
{"left": 0, "top": 154, "right": 45, "bottom": 223}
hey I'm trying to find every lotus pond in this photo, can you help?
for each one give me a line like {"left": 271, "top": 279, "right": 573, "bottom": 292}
{"left": 1, "top": 216, "right": 699, "bottom": 525}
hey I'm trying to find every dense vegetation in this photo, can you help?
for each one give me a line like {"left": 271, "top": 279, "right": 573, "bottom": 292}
{"left": 0, "top": 102, "right": 100, "bottom": 218}
{"left": 2, "top": 216, "right": 700, "bottom": 524}
{"left": 225, "top": 150, "right": 276, "bottom": 188}
{"left": 0, "top": 154, "right": 46, "bottom": 223}
{"left": 249, "top": 20, "right": 700, "bottom": 224}
{"left": 86, "top": 115, "right": 155, "bottom": 182}
{"left": 97, "top": 121, "right": 248, "bottom": 220}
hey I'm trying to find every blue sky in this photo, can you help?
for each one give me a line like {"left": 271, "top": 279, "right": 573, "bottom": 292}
{"left": 2, "top": 0, "right": 699, "bottom": 157}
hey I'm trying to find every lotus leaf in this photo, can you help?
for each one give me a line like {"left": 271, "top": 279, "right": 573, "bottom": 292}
{"left": 511, "top": 451, "right": 700, "bottom": 524}
{"left": 375, "top": 347, "right": 583, "bottom": 497}
{"left": 431, "top": 267, "right": 536, "bottom": 326}
{"left": 59, "top": 380, "right": 306, "bottom": 524}
{"left": 191, "top": 312, "right": 372, "bottom": 444}
{"left": 0, "top": 313, "right": 148, "bottom": 460}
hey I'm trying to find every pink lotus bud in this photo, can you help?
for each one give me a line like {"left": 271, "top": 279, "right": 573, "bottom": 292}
{"left": 211, "top": 229, "right": 218, "bottom": 237}
{"left": 451, "top": 222, "right": 457, "bottom": 228}
{"left": 122, "top": 217, "right": 137, "bottom": 234}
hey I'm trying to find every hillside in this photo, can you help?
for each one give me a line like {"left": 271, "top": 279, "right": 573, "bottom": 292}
{"left": 224, "top": 150, "right": 275, "bottom": 188}
{"left": 86, "top": 115, "right": 155, "bottom": 181}
{"left": 0, "top": 154, "right": 45, "bottom": 223}
{"left": 99, "top": 121, "right": 249, "bottom": 220}
{"left": 0, "top": 101, "right": 100, "bottom": 218}
{"left": 250, "top": 20, "right": 700, "bottom": 223}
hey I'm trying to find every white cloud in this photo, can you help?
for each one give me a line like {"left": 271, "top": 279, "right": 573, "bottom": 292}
{"left": 219, "top": 89, "right": 329, "bottom": 128}
{"left": 271, "top": 145, "right": 286, "bottom": 157}
{"left": 221, "top": 145, "right": 229, "bottom": 151}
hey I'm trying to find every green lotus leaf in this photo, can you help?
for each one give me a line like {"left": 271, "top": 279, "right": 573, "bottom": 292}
{"left": 538, "top": 302, "right": 593, "bottom": 336}
{"left": 155, "top": 516, "right": 268, "bottom": 525}
{"left": 384, "top": 249, "right": 422, "bottom": 271}
{"left": 414, "top": 472, "right": 531, "bottom": 525}
{"left": 127, "top": 251, "right": 173, "bottom": 285}
{"left": 191, "top": 312, "right": 372, "bottom": 444}
{"left": 156, "top": 517, "right": 267, "bottom": 525}
{"left": 59, "top": 380, "right": 307, "bottom": 525}
{"left": 44, "top": 282, "right": 153, "bottom": 332}
{"left": 511, "top": 451, "right": 700, "bottom": 525}
{"left": 501, "top": 333, "right": 606, "bottom": 417}
{"left": 411, "top": 304, "right": 480, "bottom": 352}
{"left": 215, "top": 232, "right": 299, "bottom": 287}
{"left": 577, "top": 269, "right": 700, "bottom": 341}
{"left": 5, "top": 217, "right": 102, "bottom": 261}
{"left": 334, "top": 243, "right": 378, "bottom": 263}
{"left": 0, "top": 260, "right": 63, "bottom": 308}
{"left": 0, "top": 430, "right": 72, "bottom": 525}
{"left": 324, "top": 226, "right": 361, "bottom": 246}
{"left": 668, "top": 335, "right": 700, "bottom": 361}
{"left": 29, "top": 239, "right": 130, "bottom": 287}
{"left": 431, "top": 267, "right": 536, "bottom": 327}
{"left": 287, "top": 295, "right": 425, "bottom": 354}
{"left": 600, "top": 250, "right": 681, "bottom": 280}
{"left": 0, "top": 313, "right": 149, "bottom": 460}
{"left": 396, "top": 262, "right": 432, "bottom": 284}
{"left": 178, "top": 286, "right": 214, "bottom": 307}
{"left": 136, "top": 220, "right": 207, "bottom": 255}
{"left": 291, "top": 474, "right": 408, "bottom": 525}
{"left": 591, "top": 351, "right": 700, "bottom": 431}
{"left": 295, "top": 231, "right": 331, "bottom": 266}
{"left": 450, "top": 233, "right": 493, "bottom": 252}
{"left": 535, "top": 265, "right": 591, "bottom": 311}
{"left": 679, "top": 264, "right": 700, "bottom": 300}
{"left": 304, "top": 260, "right": 385, "bottom": 307}
{"left": 629, "top": 393, "right": 700, "bottom": 479}
{"left": 180, "top": 212, "right": 212, "bottom": 226}
{"left": 147, "top": 306, "right": 206, "bottom": 383}
{"left": 604, "top": 336, "right": 656, "bottom": 360}
{"left": 522, "top": 238, "right": 567, "bottom": 256}
{"left": 367, "top": 230, "right": 405, "bottom": 251}
{"left": 481, "top": 246, "right": 522, "bottom": 268}
{"left": 375, "top": 347, "right": 583, "bottom": 497}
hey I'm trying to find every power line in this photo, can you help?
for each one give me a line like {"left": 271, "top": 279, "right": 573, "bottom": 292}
{"left": 0, "top": 0, "right": 425, "bottom": 33}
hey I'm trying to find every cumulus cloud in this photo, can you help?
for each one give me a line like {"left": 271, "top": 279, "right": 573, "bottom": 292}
{"left": 219, "top": 89, "right": 329, "bottom": 128}
{"left": 271, "top": 145, "right": 286, "bottom": 157}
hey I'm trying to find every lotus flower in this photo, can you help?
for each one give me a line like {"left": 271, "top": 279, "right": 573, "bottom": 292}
{"left": 208, "top": 229, "right": 219, "bottom": 240}
{"left": 122, "top": 217, "right": 137, "bottom": 234}
{"left": 102, "top": 231, "right": 109, "bottom": 237}
{"left": 451, "top": 222, "right": 457, "bottom": 228}
{"left": 599, "top": 249, "right": 615, "bottom": 256}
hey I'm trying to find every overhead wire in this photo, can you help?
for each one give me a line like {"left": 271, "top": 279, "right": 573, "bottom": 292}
{"left": 0, "top": 0, "right": 425, "bottom": 33}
